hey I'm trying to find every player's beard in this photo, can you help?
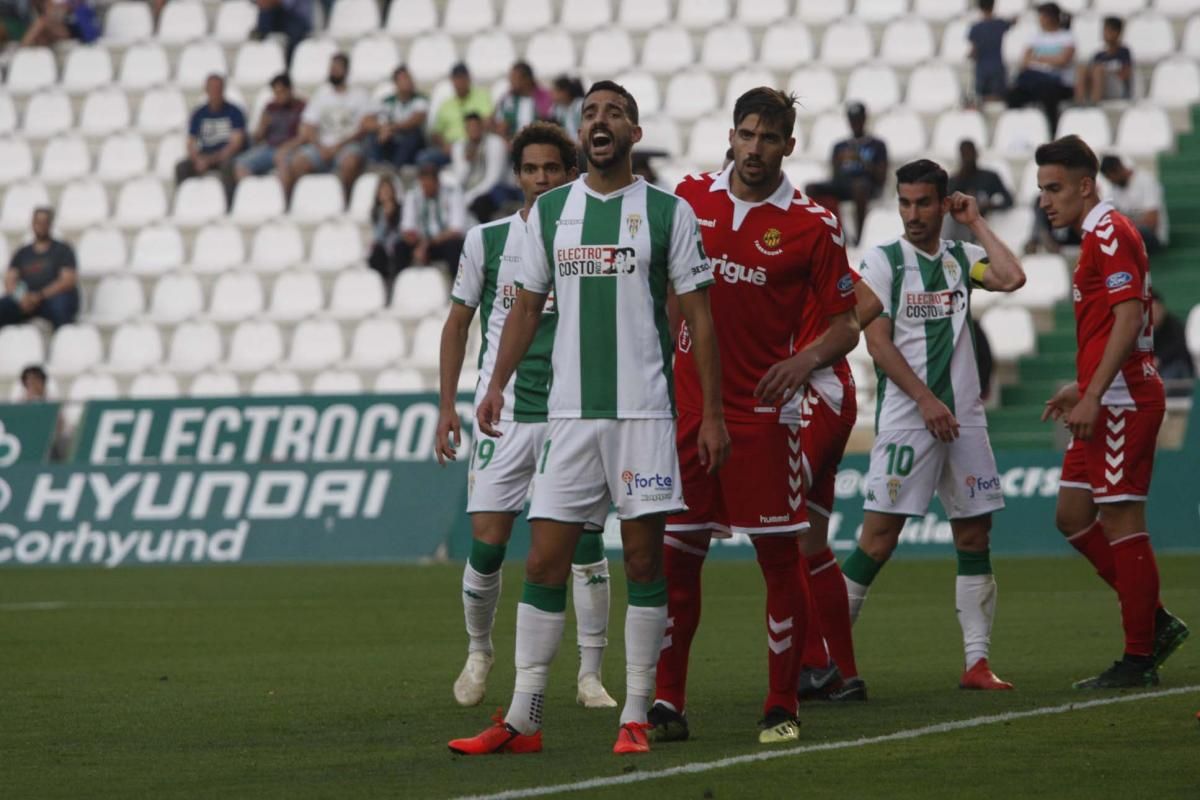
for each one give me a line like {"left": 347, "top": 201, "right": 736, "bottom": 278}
{"left": 735, "top": 156, "right": 777, "bottom": 189}
{"left": 584, "top": 127, "right": 632, "bottom": 172}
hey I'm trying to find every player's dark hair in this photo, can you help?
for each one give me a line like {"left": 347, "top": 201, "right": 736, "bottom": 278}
{"left": 895, "top": 159, "right": 949, "bottom": 200}
{"left": 584, "top": 80, "right": 639, "bottom": 124}
{"left": 732, "top": 87, "right": 798, "bottom": 138}
{"left": 512, "top": 121, "right": 578, "bottom": 174}
{"left": 1034, "top": 135, "right": 1099, "bottom": 178}
{"left": 1103, "top": 16, "right": 1123, "bottom": 34}
{"left": 978, "top": 0, "right": 994, "bottom": 11}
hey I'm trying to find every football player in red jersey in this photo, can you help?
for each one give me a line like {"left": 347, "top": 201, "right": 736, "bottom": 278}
{"left": 1037, "top": 135, "right": 1189, "bottom": 688}
{"left": 650, "top": 88, "right": 861, "bottom": 744}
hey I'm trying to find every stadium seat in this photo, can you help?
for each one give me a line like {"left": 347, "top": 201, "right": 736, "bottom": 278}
{"left": 87, "top": 275, "right": 146, "bottom": 325}
{"left": 443, "top": 0, "right": 494, "bottom": 36}
{"left": 56, "top": 180, "right": 110, "bottom": 231}
{"left": 77, "top": 228, "right": 127, "bottom": 277}
{"left": 677, "top": 0, "right": 730, "bottom": 30}
{"left": 206, "top": 271, "right": 265, "bottom": 322}
{"left": 329, "top": 0, "right": 383, "bottom": 38}
{"left": 991, "top": 108, "right": 1050, "bottom": 157}
{"left": 166, "top": 321, "right": 224, "bottom": 374}
{"left": 312, "top": 370, "right": 364, "bottom": 394}
{"left": 67, "top": 373, "right": 120, "bottom": 404}
{"left": 561, "top": 0, "right": 612, "bottom": 33}
{"left": 874, "top": 110, "right": 927, "bottom": 161}
{"left": 176, "top": 41, "right": 228, "bottom": 89}
{"left": 641, "top": 27, "right": 694, "bottom": 75}
{"left": 939, "top": 18, "right": 971, "bottom": 65}
{"left": 686, "top": 115, "right": 732, "bottom": 170}
{"left": 348, "top": 317, "right": 407, "bottom": 368}
{"left": 406, "top": 318, "right": 442, "bottom": 368}
{"left": 230, "top": 176, "right": 286, "bottom": 227}
{"left": 1124, "top": 14, "right": 1176, "bottom": 64}
{"left": 191, "top": 223, "right": 246, "bottom": 274}
{"left": 1156, "top": 0, "right": 1200, "bottom": 17}
{"left": 309, "top": 220, "right": 365, "bottom": 273}
{"left": 291, "top": 39, "right": 340, "bottom": 90}
{"left": 637, "top": 116, "right": 682, "bottom": 155}
{"left": 665, "top": 73, "right": 720, "bottom": 122}
{"left": 0, "top": 94, "right": 15, "bottom": 135}
{"left": 1186, "top": 305, "right": 1200, "bottom": 358}
{"left": 248, "top": 221, "right": 305, "bottom": 273}
{"left": 386, "top": 0, "right": 438, "bottom": 37}
{"left": 23, "top": 91, "right": 73, "bottom": 140}
{"left": 724, "top": 68, "right": 778, "bottom": 111}
{"left": 464, "top": 32, "right": 518, "bottom": 83}
{"left": 613, "top": 71, "right": 661, "bottom": 117}
{"left": 904, "top": 62, "right": 961, "bottom": 115}
{"left": 820, "top": 20, "right": 874, "bottom": 70}
{"left": 1094, "top": 0, "right": 1148, "bottom": 14}
{"left": 981, "top": 307, "right": 1035, "bottom": 360}
{"left": 347, "top": 172, "right": 379, "bottom": 224}
{"left": 62, "top": 47, "right": 114, "bottom": 95}
{"left": 0, "top": 139, "right": 34, "bottom": 184}
{"left": 94, "top": 134, "right": 149, "bottom": 184}
{"left": 913, "top": 0, "right": 966, "bottom": 21}
{"left": 47, "top": 324, "right": 104, "bottom": 376}
{"left": 525, "top": 29, "right": 577, "bottom": 77}
{"left": 137, "top": 88, "right": 189, "bottom": 137}
{"left": 227, "top": 319, "right": 285, "bottom": 373}
{"left": 0, "top": 181, "right": 49, "bottom": 233}
{"left": 148, "top": 272, "right": 205, "bottom": 323}
{"left": 214, "top": 0, "right": 258, "bottom": 43}
{"left": 0, "top": 325, "right": 45, "bottom": 376}
{"left": 1056, "top": 107, "right": 1112, "bottom": 151}
{"left": 1002, "top": 15, "right": 1042, "bottom": 66}
{"left": 931, "top": 109, "right": 988, "bottom": 159}
{"left": 249, "top": 370, "right": 303, "bottom": 395}
{"left": 879, "top": 16, "right": 935, "bottom": 67}
{"left": 189, "top": 371, "right": 241, "bottom": 397}
{"left": 787, "top": 67, "right": 840, "bottom": 118}
{"left": 38, "top": 135, "right": 92, "bottom": 186}
{"left": 700, "top": 25, "right": 753, "bottom": 74}
{"left": 807, "top": 112, "right": 851, "bottom": 160}
{"left": 130, "top": 225, "right": 186, "bottom": 275}
{"left": 286, "top": 319, "right": 345, "bottom": 370}
{"left": 290, "top": 174, "right": 345, "bottom": 224}
{"left": 107, "top": 322, "right": 165, "bottom": 375}
{"left": 374, "top": 367, "right": 425, "bottom": 392}
{"left": 233, "top": 40, "right": 287, "bottom": 92}
{"left": 172, "top": 176, "right": 227, "bottom": 228}
{"left": 1010, "top": 253, "right": 1070, "bottom": 310}
{"left": 80, "top": 88, "right": 133, "bottom": 139}
{"left": 783, "top": 159, "right": 827, "bottom": 190}
{"left": 618, "top": 0, "right": 670, "bottom": 30}
{"left": 1115, "top": 105, "right": 1174, "bottom": 157}
{"left": 856, "top": 0, "right": 909, "bottom": 24}
{"left": 407, "top": 32, "right": 458, "bottom": 87}
{"left": 1149, "top": 57, "right": 1200, "bottom": 108}
{"left": 1071, "top": 14, "right": 1105, "bottom": 62}
{"left": 157, "top": 0, "right": 208, "bottom": 44}
{"left": 987, "top": 207, "right": 1034, "bottom": 254}
{"left": 389, "top": 267, "right": 448, "bottom": 320}
{"left": 501, "top": 0, "right": 553, "bottom": 35}
{"left": 581, "top": 28, "right": 636, "bottom": 76}
{"left": 348, "top": 35, "right": 400, "bottom": 86}
{"left": 798, "top": 0, "right": 848, "bottom": 24}
{"left": 845, "top": 65, "right": 901, "bottom": 115}
{"left": 859, "top": 207, "right": 904, "bottom": 248}
{"left": 760, "top": 23, "right": 815, "bottom": 72}
{"left": 736, "top": 0, "right": 788, "bottom": 27}
{"left": 7, "top": 47, "right": 56, "bottom": 95}
{"left": 128, "top": 372, "right": 181, "bottom": 399}
{"left": 265, "top": 271, "right": 324, "bottom": 321}
{"left": 328, "top": 269, "right": 385, "bottom": 320}
{"left": 103, "top": 1, "right": 155, "bottom": 43}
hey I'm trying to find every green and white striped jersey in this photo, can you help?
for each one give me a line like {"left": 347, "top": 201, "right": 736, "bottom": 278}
{"left": 451, "top": 212, "right": 554, "bottom": 422}
{"left": 519, "top": 176, "right": 713, "bottom": 419}
{"left": 859, "top": 237, "right": 990, "bottom": 432}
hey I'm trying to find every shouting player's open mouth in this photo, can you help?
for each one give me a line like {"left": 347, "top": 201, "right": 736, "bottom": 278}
{"left": 589, "top": 128, "right": 614, "bottom": 159}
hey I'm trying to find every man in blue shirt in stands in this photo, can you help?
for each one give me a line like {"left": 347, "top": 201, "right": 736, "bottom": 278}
{"left": 175, "top": 73, "right": 247, "bottom": 206}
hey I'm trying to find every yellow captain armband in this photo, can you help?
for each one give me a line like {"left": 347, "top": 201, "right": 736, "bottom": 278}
{"left": 969, "top": 258, "right": 990, "bottom": 288}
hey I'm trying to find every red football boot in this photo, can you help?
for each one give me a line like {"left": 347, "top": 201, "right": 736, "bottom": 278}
{"left": 448, "top": 710, "right": 543, "bottom": 755}
{"left": 612, "top": 721, "right": 652, "bottom": 754}
{"left": 959, "top": 659, "right": 1014, "bottom": 690}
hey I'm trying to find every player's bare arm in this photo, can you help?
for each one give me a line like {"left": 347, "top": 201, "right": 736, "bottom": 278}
{"left": 676, "top": 287, "right": 731, "bottom": 473}
{"left": 477, "top": 288, "right": 548, "bottom": 438}
{"left": 755, "top": 309, "right": 859, "bottom": 404}
{"left": 1065, "top": 298, "right": 1142, "bottom": 440}
{"left": 855, "top": 280, "right": 884, "bottom": 329}
{"left": 948, "top": 192, "right": 1026, "bottom": 292}
{"left": 1041, "top": 381, "right": 1081, "bottom": 423}
{"left": 865, "top": 317, "right": 960, "bottom": 442}
{"left": 436, "top": 302, "right": 476, "bottom": 464}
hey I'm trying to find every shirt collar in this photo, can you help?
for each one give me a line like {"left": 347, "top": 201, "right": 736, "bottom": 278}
{"left": 578, "top": 175, "right": 645, "bottom": 201}
{"left": 1082, "top": 201, "right": 1114, "bottom": 233}
{"left": 710, "top": 164, "right": 794, "bottom": 211}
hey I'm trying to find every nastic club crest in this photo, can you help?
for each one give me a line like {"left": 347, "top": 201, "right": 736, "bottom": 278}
{"left": 762, "top": 227, "right": 782, "bottom": 248}
{"left": 626, "top": 213, "right": 642, "bottom": 237}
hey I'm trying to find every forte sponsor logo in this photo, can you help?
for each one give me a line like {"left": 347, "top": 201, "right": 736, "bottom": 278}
{"left": 621, "top": 470, "right": 674, "bottom": 499}
{"left": 836, "top": 465, "right": 1062, "bottom": 500}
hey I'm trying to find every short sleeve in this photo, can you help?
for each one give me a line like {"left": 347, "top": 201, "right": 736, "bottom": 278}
{"left": 517, "top": 201, "right": 553, "bottom": 295}
{"left": 451, "top": 227, "right": 486, "bottom": 307}
{"left": 188, "top": 109, "right": 202, "bottom": 138}
{"left": 858, "top": 248, "right": 895, "bottom": 317}
{"left": 1096, "top": 222, "right": 1145, "bottom": 308}
{"left": 301, "top": 93, "right": 321, "bottom": 127}
{"left": 808, "top": 217, "right": 857, "bottom": 315}
{"left": 230, "top": 105, "right": 247, "bottom": 130}
{"left": 57, "top": 243, "right": 77, "bottom": 270}
{"left": 666, "top": 198, "right": 712, "bottom": 295}
{"left": 445, "top": 186, "right": 467, "bottom": 231}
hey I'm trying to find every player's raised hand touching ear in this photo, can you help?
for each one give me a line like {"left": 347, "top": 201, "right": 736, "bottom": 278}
{"left": 948, "top": 191, "right": 981, "bottom": 227}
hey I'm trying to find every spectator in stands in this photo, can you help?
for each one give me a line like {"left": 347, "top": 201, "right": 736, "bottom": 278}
{"left": 494, "top": 61, "right": 553, "bottom": 140}
{"left": 19, "top": 364, "right": 48, "bottom": 401}
{"left": 251, "top": 0, "right": 312, "bottom": 67}
{"left": 364, "top": 65, "right": 428, "bottom": 170}
{"left": 1150, "top": 291, "right": 1195, "bottom": 382}
{"left": 0, "top": 208, "right": 79, "bottom": 331}
{"left": 551, "top": 76, "right": 585, "bottom": 141}
{"left": 234, "top": 74, "right": 305, "bottom": 182}
{"left": 1100, "top": 155, "right": 1168, "bottom": 253}
{"left": 0, "top": 0, "right": 31, "bottom": 45}
{"left": 367, "top": 176, "right": 404, "bottom": 302}
{"left": 968, "top": 0, "right": 1011, "bottom": 103}
{"left": 1075, "top": 16, "right": 1133, "bottom": 105}
{"left": 452, "top": 113, "right": 519, "bottom": 224}
{"left": 805, "top": 101, "right": 888, "bottom": 245}
{"left": 20, "top": 0, "right": 97, "bottom": 47}
{"left": 176, "top": 73, "right": 247, "bottom": 204}
{"left": 944, "top": 139, "right": 1014, "bottom": 242}
{"left": 279, "top": 52, "right": 370, "bottom": 202}
{"left": 397, "top": 156, "right": 467, "bottom": 278}
{"left": 431, "top": 63, "right": 493, "bottom": 153}
{"left": 1006, "top": 3, "right": 1075, "bottom": 131}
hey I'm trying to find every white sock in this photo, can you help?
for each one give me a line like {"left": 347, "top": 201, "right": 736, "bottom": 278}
{"left": 621, "top": 604, "right": 667, "bottom": 725}
{"left": 572, "top": 559, "right": 610, "bottom": 679}
{"left": 462, "top": 564, "right": 501, "bottom": 654}
{"left": 505, "top": 602, "right": 565, "bottom": 735}
{"left": 955, "top": 574, "right": 997, "bottom": 669}
{"left": 844, "top": 575, "right": 870, "bottom": 624}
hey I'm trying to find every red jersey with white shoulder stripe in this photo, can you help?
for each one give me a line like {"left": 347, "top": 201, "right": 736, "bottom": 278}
{"left": 673, "top": 166, "right": 857, "bottom": 424}
{"left": 1073, "top": 201, "right": 1164, "bottom": 410}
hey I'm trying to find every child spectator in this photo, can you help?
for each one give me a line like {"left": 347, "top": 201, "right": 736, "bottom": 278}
{"left": 968, "top": 0, "right": 1011, "bottom": 103}
{"left": 1076, "top": 16, "right": 1133, "bottom": 104}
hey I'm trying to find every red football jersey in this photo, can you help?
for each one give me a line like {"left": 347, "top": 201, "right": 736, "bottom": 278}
{"left": 673, "top": 167, "right": 857, "bottom": 424}
{"left": 794, "top": 269, "right": 859, "bottom": 418}
{"left": 1073, "top": 202, "right": 1164, "bottom": 409}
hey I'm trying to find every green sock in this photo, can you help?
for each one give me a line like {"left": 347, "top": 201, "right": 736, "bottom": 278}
{"left": 467, "top": 539, "right": 506, "bottom": 575}
{"left": 627, "top": 578, "right": 667, "bottom": 608}
{"left": 572, "top": 532, "right": 604, "bottom": 564}
{"left": 956, "top": 549, "right": 993, "bottom": 576}
{"left": 521, "top": 581, "right": 567, "bottom": 613}
{"left": 842, "top": 546, "right": 884, "bottom": 587}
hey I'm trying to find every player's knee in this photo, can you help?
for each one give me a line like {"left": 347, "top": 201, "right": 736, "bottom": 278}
{"left": 623, "top": 548, "right": 661, "bottom": 583}
{"left": 1055, "top": 507, "right": 1092, "bottom": 537}
{"left": 858, "top": 531, "right": 898, "bottom": 562}
{"left": 524, "top": 548, "right": 567, "bottom": 586}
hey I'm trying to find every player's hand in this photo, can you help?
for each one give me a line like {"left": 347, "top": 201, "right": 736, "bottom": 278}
{"left": 754, "top": 353, "right": 815, "bottom": 406}
{"left": 696, "top": 415, "right": 731, "bottom": 475}
{"left": 918, "top": 395, "right": 960, "bottom": 442}
{"left": 948, "top": 192, "right": 981, "bottom": 227}
{"left": 1041, "top": 382, "right": 1081, "bottom": 423}
{"left": 435, "top": 407, "right": 461, "bottom": 466}
{"left": 1065, "top": 392, "right": 1100, "bottom": 441}
{"left": 476, "top": 387, "right": 505, "bottom": 438}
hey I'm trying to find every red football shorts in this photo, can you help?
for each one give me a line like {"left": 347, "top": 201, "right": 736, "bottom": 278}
{"left": 668, "top": 414, "right": 808, "bottom": 537}
{"left": 1059, "top": 405, "right": 1162, "bottom": 503}
{"left": 799, "top": 386, "right": 856, "bottom": 518}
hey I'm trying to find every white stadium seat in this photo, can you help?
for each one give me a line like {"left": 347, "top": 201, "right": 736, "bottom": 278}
{"left": 615, "top": 71, "right": 661, "bottom": 117}
{"left": 788, "top": 67, "right": 840, "bottom": 118}
{"left": 290, "top": 174, "right": 345, "bottom": 224}
{"left": 879, "top": 16, "right": 935, "bottom": 67}
{"left": 931, "top": 109, "right": 988, "bottom": 159}
{"left": 1149, "top": 57, "right": 1200, "bottom": 108}
{"left": 806, "top": 112, "right": 851, "bottom": 160}
{"left": 104, "top": 1, "right": 154, "bottom": 43}
{"left": 266, "top": 271, "right": 324, "bottom": 321}
{"left": 845, "top": 65, "right": 901, "bottom": 115}
{"left": 0, "top": 139, "right": 34, "bottom": 184}
{"left": 1156, "top": 0, "right": 1200, "bottom": 17}
{"left": 130, "top": 225, "right": 186, "bottom": 275}
{"left": 1094, "top": 0, "right": 1149, "bottom": 14}
{"left": 148, "top": 272, "right": 205, "bottom": 324}
{"left": 349, "top": 35, "right": 401, "bottom": 86}
{"left": 231, "top": 176, "right": 286, "bottom": 226}
{"left": 309, "top": 220, "right": 365, "bottom": 272}
{"left": 214, "top": 0, "right": 259, "bottom": 43}
{"left": 760, "top": 23, "right": 814, "bottom": 72}
{"left": 443, "top": 0, "right": 494, "bottom": 36}
{"left": 250, "top": 370, "right": 302, "bottom": 396}
{"left": 857, "top": 0, "right": 908, "bottom": 23}
{"left": 0, "top": 325, "right": 45, "bottom": 376}
{"left": 464, "top": 32, "right": 518, "bottom": 83}
{"left": 1010, "top": 253, "right": 1070, "bottom": 310}
{"left": 914, "top": 0, "right": 966, "bottom": 21}
{"left": 736, "top": 0, "right": 789, "bottom": 26}
{"left": 992, "top": 108, "right": 1050, "bottom": 157}
{"left": 581, "top": 28, "right": 636, "bottom": 76}
{"left": 501, "top": 0, "right": 553, "bottom": 35}
{"left": 939, "top": 18, "right": 970, "bottom": 65}
{"left": 525, "top": 29, "right": 577, "bottom": 78}
{"left": 987, "top": 206, "right": 1034, "bottom": 253}
{"left": 286, "top": 319, "right": 345, "bottom": 370}
{"left": 173, "top": 176, "right": 227, "bottom": 227}
{"left": 47, "top": 324, "right": 104, "bottom": 377}
{"left": 129, "top": 373, "right": 182, "bottom": 399}
{"left": 637, "top": 116, "right": 682, "bottom": 155}
{"left": 23, "top": 92, "right": 73, "bottom": 140}
{"left": 0, "top": 181, "right": 49, "bottom": 233}
{"left": 227, "top": 320, "right": 285, "bottom": 373}
{"left": 561, "top": 0, "right": 612, "bottom": 33}
{"left": 1114, "top": 106, "right": 1174, "bottom": 157}
{"left": 137, "top": 88, "right": 189, "bottom": 136}
{"left": 798, "top": 0, "right": 848, "bottom": 25}
{"left": 233, "top": 40, "right": 287, "bottom": 91}
{"left": 0, "top": 94, "right": 15, "bottom": 135}
{"left": 107, "top": 322, "right": 164, "bottom": 375}
{"left": 348, "top": 172, "right": 379, "bottom": 223}
{"left": 390, "top": 267, "right": 448, "bottom": 320}
{"left": 191, "top": 224, "right": 246, "bottom": 274}
{"left": 686, "top": 115, "right": 731, "bottom": 170}
{"left": 7, "top": 47, "right": 57, "bottom": 95}
{"left": 859, "top": 207, "right": 904, "bottom": 248}
{"left": 641, "top": 27, "right": 694, "bottom": 75}
{"left": 374, "top": 368, "right": 425, "bottom": 392}
{"left": 250, "top": 222, "right": 306, "bottom": 272}
{"left": 664, "top": 73, "right": 719, "bottom": 122}
{"left": 81, "top": 89, "right": 133, "bottom": 138}
{"left": 292, "top": 39, "right": 340, "bottom": 90}
{"left": 96, "top": 134, "right": 149, "bottom": 184}
{"left": 386, "top": 0, "right": 438, "bottom": 38}
{"left": 166, "top": 321, "right": 224, "bottom": 374}
{"left": 40, "top": 135, "right": 92, "bottom": 185}
{"left": 1056, "top": 107, "right": 1112, "bottom": 151}
{"left": 349, "top": 317, "right": 407, "bottom": 369}
{"left": 207, "top": 272, "right": 265, "bottom": 322}
{"left": 329, "top": 0, "right": 383, "bottom": 38}
{"left": 312, "top": 370, "right": 364, "bottom": 395}
{"left": 905, "top": 62, "right": 961, "bottom": 114}
{"left": 677, "top": 0, "right": 729, "bottom": 30}
{"left": 1125, "top": 14, "right": 1176, "bottom": 64}
{"left": 1002, "top": 16, "right": 1042, "bottom": 66}
{"left": 189, "top": 371, "right": 242, "bottom": 397}
{"left": 1186, "top": 305, "right": 1200, "bottom": 358}
{"left": 820, "top": 20, "right": 874, "bottom": 70}
{"left": 77, "top": 228, "right": 127, "bottom": 277}
{"left": 68, "top": 373, "right": 120, "bottom": 404}
{"left": 55, "top": 180, "right": 109, "bottom": 231}
{"left": 175, "top": 41, "right": 228, "bottom": 89}
{"left": 87, "top": 275, "right": 146, "bottom": 326}
{"left": 328, "top": 269, "right": 386, "bottom": 319}
{"left": 874, "top": 110, "right": 927, "bottom": 161}
{"left": 62, "top": 47, "right": 114, "bottom": 95}
{"left": 406, "top": 318, "right": 442, "bottom": 368}
{"left": 700, "top": 25, "right": 753, "bottom": 74}
{"left": 782, "top": 159, "right": 827, "bottom": 190}
{"left": 981, "top": 307, "right": 1036, "bottom": 361}
{"left": 1070, "top": 14, "right": 1105, "bottom": 62}
{"left": 617, "top": 0, "right": 670, "bottom": 31}
{"left": 724, "top": 68, "right": 778, "bottom": 111}
{"left": 157, "top": 0, "right": 208, "bottom": 44}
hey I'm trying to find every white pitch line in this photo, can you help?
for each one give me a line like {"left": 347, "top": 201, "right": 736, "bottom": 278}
{"left": 452, "top": 685, "right": 1200, "bottom": 800}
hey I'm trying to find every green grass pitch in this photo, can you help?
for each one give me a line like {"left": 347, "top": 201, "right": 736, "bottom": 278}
{"left": 3, "top": 556, "right": 1199, "bottom": 799}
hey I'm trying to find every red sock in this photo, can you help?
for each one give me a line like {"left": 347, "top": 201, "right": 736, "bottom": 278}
{"left": 655, "top": 534, "right": 710, "bottom": 713}
{"left": 1111, "top": 533, "right": 1160, "bottom": 658}
{"left": 754, "top": 536, "right": 806, "bottom": 716}
{"left": 1066, "top": 520, "right": 1118, "bottom": 590}
{"left": 808, "top": 546, "right": 860, "bottom": 680}
{"left": 799, "top": 554, "right": 831, "bottom": 670}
